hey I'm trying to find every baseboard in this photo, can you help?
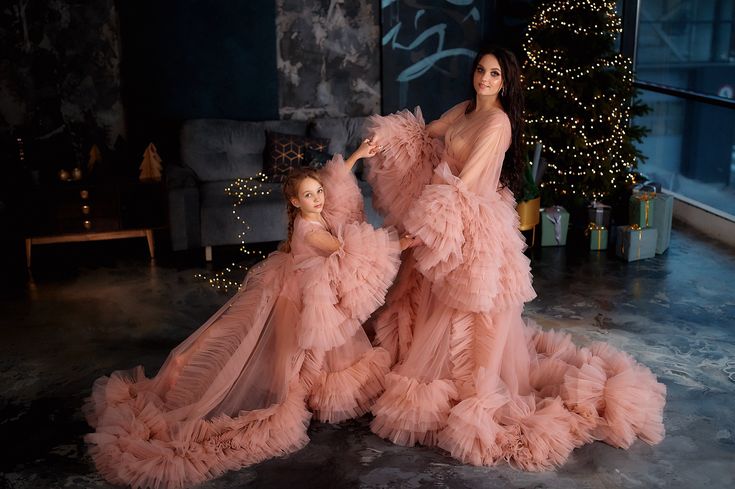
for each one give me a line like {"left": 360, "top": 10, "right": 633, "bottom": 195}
{"left": 667, "top": 190, "right": 735, "bottom": 248}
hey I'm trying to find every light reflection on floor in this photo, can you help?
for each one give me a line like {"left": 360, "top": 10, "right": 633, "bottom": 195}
{"left": 1, "top": 222, "right": 733, "bottom": 489}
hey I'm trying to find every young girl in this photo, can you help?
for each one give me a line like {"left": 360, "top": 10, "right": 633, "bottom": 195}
{"left": 84, "top": 140, "right": 408, "bottom": 489}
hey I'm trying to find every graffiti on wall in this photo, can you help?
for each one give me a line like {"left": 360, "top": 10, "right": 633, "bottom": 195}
{"left": 380, "top": 0, "right": 485, "bottom": 120}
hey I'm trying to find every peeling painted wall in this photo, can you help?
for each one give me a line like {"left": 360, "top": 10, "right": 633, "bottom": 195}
{"left": 276, "top": 0, "right": 381, "bottom": 120}
{"left": 0, "top": 0, "right": 125, "bottom": 164}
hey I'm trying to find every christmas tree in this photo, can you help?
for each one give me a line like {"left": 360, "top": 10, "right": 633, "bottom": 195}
{"left": 522, "top": 0, "right": 649, "bottom": 207}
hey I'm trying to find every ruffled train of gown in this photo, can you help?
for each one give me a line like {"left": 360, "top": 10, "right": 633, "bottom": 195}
{"left": 84, "top": 158, "right": 401, "bottom": 489}
{"left": 365, "top": 108, "right": 666, "bottom": 471}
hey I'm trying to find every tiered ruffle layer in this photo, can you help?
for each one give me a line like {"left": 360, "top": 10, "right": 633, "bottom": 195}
{"left": 85, "top": 161, "right": 401, "bottom": 489}
{"left": 365, "top": 109, "right": 666, "bottom": 470}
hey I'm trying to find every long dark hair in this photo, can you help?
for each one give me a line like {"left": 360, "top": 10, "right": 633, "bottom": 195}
{"left": 465, "top": 44, "right": 525, "bottom": 197}
{"left": 280, "top": 167, "right": 323, "bottom": 253}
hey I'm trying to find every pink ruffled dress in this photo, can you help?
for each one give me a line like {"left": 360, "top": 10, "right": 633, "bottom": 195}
{"left": 366, "top": 101, "right": 667, "bottom": 470}
{"left": 83, "top": 158, "right": 401, "bottom": 489}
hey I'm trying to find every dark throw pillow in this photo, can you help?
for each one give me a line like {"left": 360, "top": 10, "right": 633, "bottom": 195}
{"left": 303, "top": 147, "right": 333, "bottom": 169}
{"left": 263, "top": 131, "right": 329, "bottom": 182}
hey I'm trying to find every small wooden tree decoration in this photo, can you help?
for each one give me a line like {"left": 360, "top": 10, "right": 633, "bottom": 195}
{"left": 139, "top": 143, "right": 162, "bottom": 181}
{"left": 88, "top": 144, "right": 102, "bottom": 172}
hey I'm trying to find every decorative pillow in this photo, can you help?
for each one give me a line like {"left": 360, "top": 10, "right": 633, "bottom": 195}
{"left": 263, "top": 131, "right": 329, "bottom": 182}
{"left": 303, "top": 148, "right": 333, "bottom": 169}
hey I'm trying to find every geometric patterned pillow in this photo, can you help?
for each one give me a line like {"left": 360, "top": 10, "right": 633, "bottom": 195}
{"left": 263, "top": 131, "right": 330, "bottom": 182}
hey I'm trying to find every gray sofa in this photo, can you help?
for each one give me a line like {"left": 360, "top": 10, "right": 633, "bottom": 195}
{"left": 166, "top": 116, "right": 381, "bottom": 259}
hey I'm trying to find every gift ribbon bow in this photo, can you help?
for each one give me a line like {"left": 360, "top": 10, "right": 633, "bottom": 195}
{"left": 633, "top": 183, "right": 658, "bottom": 195}
{"left": 620, "top": 224, "right": 643, "bottom": 259}
{"left": 633, "top": 193, "right": 654, "bottom": 227}
{"left": 589, "top": 200, "right": 611, "bottom": 226}
{"left": 544, "top": 206, "right": 565, "bottom": 244}
{"left": 585, "top": 223, "right": 606, "bottom": 249}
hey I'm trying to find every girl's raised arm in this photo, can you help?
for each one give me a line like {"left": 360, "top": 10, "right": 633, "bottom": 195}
{"left": 344, "top": 138, "right": 378, "bottom": 172}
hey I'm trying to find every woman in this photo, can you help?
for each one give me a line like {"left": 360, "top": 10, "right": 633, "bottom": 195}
{"left": 364, "top": 45, "right": 666, "bottom": 470}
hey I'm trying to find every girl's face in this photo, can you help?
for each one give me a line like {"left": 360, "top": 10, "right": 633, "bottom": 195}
{"left": 290, "top": 177, "right": 324, "bottom": 216}
{"left": 473, "top": 54, "right": 503, "bottom": 97}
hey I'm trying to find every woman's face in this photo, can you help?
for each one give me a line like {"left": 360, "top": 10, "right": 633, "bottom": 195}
{"left": 473, "top": 54, "right": 503, "bottom": 97}
{"left": 291, "top": 177, "right": 324, "bottom": 215}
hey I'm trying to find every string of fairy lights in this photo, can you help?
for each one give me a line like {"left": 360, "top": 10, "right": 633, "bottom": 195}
{"left": 523, "top": 0, "right": 639, "bottom": 200}
{"left": 194, "top": 173, "right": 273, "bottom": 291}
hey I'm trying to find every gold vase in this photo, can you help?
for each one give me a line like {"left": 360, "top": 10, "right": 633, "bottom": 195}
{"left": 517, "top": 197, "right": 541, "bottom": 230}
{"left": 517, "top": 197, "right": 541, "bottom": 247}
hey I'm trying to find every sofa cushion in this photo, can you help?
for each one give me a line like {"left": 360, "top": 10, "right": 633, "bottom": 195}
{"left": 181, "top": 119, "right": 267, "bottom": 181}
{"left": 264, "top": 120, "right": 309, "bottom": 136}
{"left": 263, "top": 131, "right": 329, "bottom": 182}
{"left": 200, "top": 180, "right": 286, "bottom": 245}
{"left": 309, "top": 117, "right": 369, "bottom": 156}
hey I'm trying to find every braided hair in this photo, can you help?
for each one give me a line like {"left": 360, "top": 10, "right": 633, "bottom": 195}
{"left": 279, "top": 167, "right": 323, "bottom": 253}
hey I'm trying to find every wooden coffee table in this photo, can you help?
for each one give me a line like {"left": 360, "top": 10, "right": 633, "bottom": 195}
{"left": 25, "top": 229, "right": 155, "bottom": 268}
{"left": 24, "top": 179, "right": 165, "bottom": 268}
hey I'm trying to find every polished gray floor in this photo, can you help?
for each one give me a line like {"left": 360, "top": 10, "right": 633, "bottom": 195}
{"left": 1, "top": 221, "right": 733, "bottom": 489}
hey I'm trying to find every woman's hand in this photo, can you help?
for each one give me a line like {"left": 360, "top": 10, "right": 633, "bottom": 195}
{"left": 399, "top": 234, "right": 419, "bottom": 251}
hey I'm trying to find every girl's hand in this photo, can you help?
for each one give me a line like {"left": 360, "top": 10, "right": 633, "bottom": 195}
{"left": 368, "top": 134, "right": 386, "bottom": 152}
{"left": 345, "top": 138, "right": 381, "bottom": 171}
{"left": 355, "top": 138, "right": 379, "bottom": 159}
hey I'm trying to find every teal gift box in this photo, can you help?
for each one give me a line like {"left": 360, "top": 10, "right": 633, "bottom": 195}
{"left": 629, "top": 192, "right": 656, "bottom": 228}
{"left": 615, "top": 225, "right": 657, "bottom": 262}
{"left": 540, "top": 206, "right": 569, "bottom": 246}
{"left": 586, "top": 224, "right": 608, "bottom": 251}
{"left": 652, "top": 193, "right": 673, "bottom": 254}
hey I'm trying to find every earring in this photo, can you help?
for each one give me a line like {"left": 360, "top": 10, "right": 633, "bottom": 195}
{"left": 501, "top": 87, "right": 505, "bottom": 96}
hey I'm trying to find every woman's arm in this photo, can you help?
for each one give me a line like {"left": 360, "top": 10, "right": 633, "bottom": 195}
{"left": 458, "top": 115, "right": 511, "bottom": 189}
{"left": 427, "top": 100, "right": 471, "bottom": 139}
{"left": 371, "top": 100, "right": 469, "bottom": 148}
{"left": 426, "top": 119, "right": 450, "bottom": 138}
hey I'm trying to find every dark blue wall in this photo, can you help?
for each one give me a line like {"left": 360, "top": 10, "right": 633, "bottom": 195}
{"left": 118, "top": 0, "right": 278, "bottom": 157}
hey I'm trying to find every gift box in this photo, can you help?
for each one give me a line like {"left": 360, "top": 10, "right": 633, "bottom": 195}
{"left": 615, "top": 225, "right": 658, "bottom": 262}
{"left": 629, "top": 192, "right": 656, "bottom": 228}
{"left": 588, "top": 201, "right": 611, "bottom": 228}
{"left": 652, "top": 193, "right": 673, "bottom": 254}
{"left": 586, "top": 223, "right": 608, "bottom": 251}
{"left": 540, "top": 206, "right": 569, "bottom": 246}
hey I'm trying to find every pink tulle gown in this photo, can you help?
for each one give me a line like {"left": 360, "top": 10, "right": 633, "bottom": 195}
{"left": 83, "top": 159, "right": 401, "bottom": 489}
{"left": 366, "top": 101, "right": 667, "bottom": 470}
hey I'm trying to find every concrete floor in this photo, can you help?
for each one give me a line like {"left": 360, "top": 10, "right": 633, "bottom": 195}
{"left": 1, "top": 222, "right": 734, "bottom": 489}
